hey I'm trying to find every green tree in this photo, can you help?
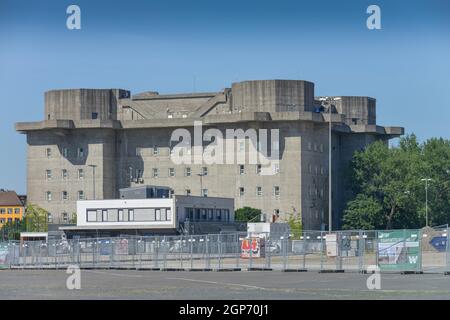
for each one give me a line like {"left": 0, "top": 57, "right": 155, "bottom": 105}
{"left": 343, "top": 134, "right": 450, "bottom": 230}
{"left": 25, "top": 204, "right": 49, "bottom": 232}
{"left": 235, "top": 207, "right": 262, "bottom": 222}
{"left": 0, "top": 219, "right": 26, "bottom": 241}
{"left": 287, "top": 214, "right": 302, "bottom": 239}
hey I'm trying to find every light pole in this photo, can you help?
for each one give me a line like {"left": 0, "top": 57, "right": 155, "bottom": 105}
{"left": 319, "top": 97, "right": 341, "bottom": 233}
{"left": 88, "top": 164, "right": 97, "bottom": 200}
{"left": 421, "top": 178, "right": 433, "bottom": 227}
{"left": 197, "top": 173, "right": 204, "bottom": 196}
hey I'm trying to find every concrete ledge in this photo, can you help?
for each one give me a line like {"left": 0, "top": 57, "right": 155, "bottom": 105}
{"left": 401, "top": 271, "right": 424, "bottom": 275}
{"left": 213, "top": 268, "right": 241, "bottom": 272}
{"left": 160, "top": 268, "right": 186, "bottom": 272}
{"left": 282, "top": 269, "right": 307, "bottom": 272}
{"left": 136, "top": 268, "right": 161, "bottom": 271}
{"left": 186, "top": 268, "right": 213, "bottom": 272}
{"left": 247, "top": 267, "right": 273, "bottom": 271}
{"left": 318, "top": 269, "right": 345, "bottom": 273}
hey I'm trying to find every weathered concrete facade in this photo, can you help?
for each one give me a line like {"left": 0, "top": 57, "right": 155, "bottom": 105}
{"left": 16, "top": 80, "right": 403, "bottom": 230}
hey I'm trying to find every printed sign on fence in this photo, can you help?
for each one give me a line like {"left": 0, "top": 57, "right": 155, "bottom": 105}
{"left": 377, "top": 230, "right": 421, "bottom": 271}
{"left": 241, "top": 237, "right": 265, "bottom": 258}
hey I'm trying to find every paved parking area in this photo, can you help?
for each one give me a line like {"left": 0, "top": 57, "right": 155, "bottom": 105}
{"left": 1, "top": 269, "right": 450, "bottom": 299}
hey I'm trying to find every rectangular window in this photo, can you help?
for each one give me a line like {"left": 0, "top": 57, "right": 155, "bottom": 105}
{"left": 78, "top": 169, "right": 84, "bottom": 180}
{"left": 239, "top": 141, "right": 245, "bottom": 152}
{"left": 14, "top": 208, "right": 20, "bottom": 214}
{"left": 201, "top": 209, "right": 207, "bottom": 220}
{"left": 239, "top": 187, "right": 245, "bottom": 197}
{"left": 185, "top": 167, "right": 191, "bottom": 177}
{"left": 92, "top": 112, "right": 98, "bottom": 119}
{"left": 128, "top": 209, "right": 134, "bottom": 221}
{"left": 87, "top": 210, "right": 97, "bottom": 222}
{"left": 320, "top": 144, "right": 324, "bottom": 153}
{"left": 62, "top": 191, "right": 68, "bottom": 201}
{"left": 202, "top": 189, "right": 208, "bottom": 197}
{"left": 202, "top": 167, "right": 208, "bottom": 176}
{"left": 256, "top": 186, "right": 262, "bottom": 197}
{"left": 46, "top": 148, "right": 52, "bottom": 158}
{"left": 78, "top": 191, "right": 84, "bottom": 200}
{"left": 208, "top": 209, "right": 213, "bottom": 220}
{"left": 161, "top": 208, "right": 167, "bottom": 221}
{"left": 274, "top": 163, "right": 280, "bottom": 174}
{"left": 152, "top": 168, "right": 158, "bottom": 178}
{"left": 7, "top": 208, "right": 12, "bottom": 214}
{"left": 307, "top": 142, "right": 312, "bottom": 150}
{"left": 274, "top": 186, "right": 280, "bottom": 198}
{"left": 46, "top": 191, "right": 52, "bottom": 201}
{"left": 118, "top": 209, "right": 124, "bottom": 221}
{"left": 62, "top": 148, "right": 69, "bottom": 158}
{"left": 0, "top": 219, "right": 4, "bottom": 224}
{"left": 155, "top": 209, "right": 161, "bottom": 221}
{"left": 149, "top": 208, "right": 156, "bottom": 221}
{"left": 256, "top": 164, "right": 262, "bottom": 175}
{"left": 216, "top": 209, "right": 222, "bottom": 221}
{"left": 7, "top": 218, "right": 12, "bottom": 223}
{"left": 239, "top": 165, "right": 245, "bottom": 175}
{"left": 46, "top": 170, "right": 52, "bottom": 180}
{"left": 62, "top": 169, "right": 68, "bottom": 180}
{"left": 0, "top": 209, "right": 4, "bottom": 214}
{"left": 153, "top": 146, "right": 158, "bottom": 155}
{"left": 102, "top": 210, "right": 108, "bottom": 222}
{"left": 169, "top": 168, "right": 175, "bottom": 177}
{"left": 166, "top": 208, "right": 172, "bottom": 220}
{"left": 77, "top": 148, "right": 84, "bottom": 158}
{"left": 186, "top": 189, "right": 191, "bottom": 196}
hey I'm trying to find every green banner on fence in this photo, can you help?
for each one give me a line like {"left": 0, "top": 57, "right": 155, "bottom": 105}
{"left": 377, "top": 230, "right": 421, "bottom": 271}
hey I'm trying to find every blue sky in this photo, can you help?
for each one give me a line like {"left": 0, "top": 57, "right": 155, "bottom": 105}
{"left": 1, "top": 0, "right": 449, "bottom": 194}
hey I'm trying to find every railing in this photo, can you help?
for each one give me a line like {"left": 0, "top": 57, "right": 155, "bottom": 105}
{"left": 0, "top": 227, "right": 448, "bottom": 273}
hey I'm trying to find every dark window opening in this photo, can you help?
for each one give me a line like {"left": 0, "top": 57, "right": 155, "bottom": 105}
{"left": 92, "top": 112, "right": 98, "bottom": 120}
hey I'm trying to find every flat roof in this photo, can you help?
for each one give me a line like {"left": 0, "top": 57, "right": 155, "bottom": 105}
{"left": 59, "top": 225, "right": 175, "bottom": 231}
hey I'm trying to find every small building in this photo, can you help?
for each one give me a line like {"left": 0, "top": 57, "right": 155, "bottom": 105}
{"left": 119, "top": 185, "right": 172, "bottom": 200}
{"left": 60, "top": 195, "right": 235, "bottom": 238}
{"left": 0, "top": 190, "right": 25, "bottom": 228}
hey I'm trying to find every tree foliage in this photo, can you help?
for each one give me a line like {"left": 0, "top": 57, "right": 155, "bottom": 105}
{"left": 25, "top": 204, "right": 49, "bottom": 232}
{"left": 343, "top": 134, "right": 450, "bottom": 230}
{"left": 235, "top": 207, "right": 262, "bottom": 222}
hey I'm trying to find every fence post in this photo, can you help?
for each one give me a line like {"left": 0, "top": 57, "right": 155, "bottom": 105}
{"left": 266, "top": 233, "right": 271, "bottom": 270}
{"left": 205, "top": 234, "right": 210, "bottom": 269}
{"left": 236, "top": 233, "right": 240, "bottom": 269}
{"left": 282, "top": 233, "right": 288, "bottom": 271}
{"left": 358, "top": 230, "right": 364, "bottom": 273}
{"left": 320, "top": 231, "right": 324, "bottom": 272}
{"left": 218, "top": 234, "right": 222, "bottom": 270}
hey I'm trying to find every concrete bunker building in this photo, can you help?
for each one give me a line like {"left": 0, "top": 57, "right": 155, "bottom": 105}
{"left": 16, "top": 80, "right": 404, "bottom": 230}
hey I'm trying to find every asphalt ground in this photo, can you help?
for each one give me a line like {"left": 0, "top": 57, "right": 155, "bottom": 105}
{"left": 1, "top": 269, "right": 450, "bottom": 299}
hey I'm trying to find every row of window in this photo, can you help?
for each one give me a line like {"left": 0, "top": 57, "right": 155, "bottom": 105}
{"left": 308, "top": 165, "right": 326, "bottom": 176}
{"left": 0, "top": 218, "right": 20, "bottom": 224}
{"left": 307, "top": 142, "right": 325, "bottom": 153}
{"left": 45, "top": 168, "right": 85, "bottom": 181}
{"left": 86, "top": 208, "right": 172, "bottom": 223}
{"left": 239, "top": 186, "right": 280, "bottom": 198}
{"left": 45, "top": 191, "right": 84, "bottom": 201}
{"left": 46, "top": 147, "right": 85, "bottom": 159}
{"left": 129, "top": 164, "right": 280, "bottom": 180}
{"left": 0, "top": 208, "right": 21, "bottom": 214}
{"left": 185, "top": 208, "right": 231, "bottom": 222}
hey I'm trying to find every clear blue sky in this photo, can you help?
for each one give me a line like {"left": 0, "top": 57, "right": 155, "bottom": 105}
{"left": 1, "top": 0, "right": 449, "bottom": 194}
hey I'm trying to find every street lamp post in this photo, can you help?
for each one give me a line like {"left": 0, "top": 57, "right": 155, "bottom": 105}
{"left": 88, "top": 165, "right": 97, "bottom": 200}
{"left": 197, "top": 173, "right": 204, "bottom": 196}
{"left": 421, "top": 178, "right": 433, "bottom": 227}
{"left": 319, "top": 97, "right": 341, "bottom": 233}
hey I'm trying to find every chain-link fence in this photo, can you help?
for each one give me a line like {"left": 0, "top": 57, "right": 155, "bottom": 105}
{"left": 1, "top": 226, "right": 449, "bottom": 273}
